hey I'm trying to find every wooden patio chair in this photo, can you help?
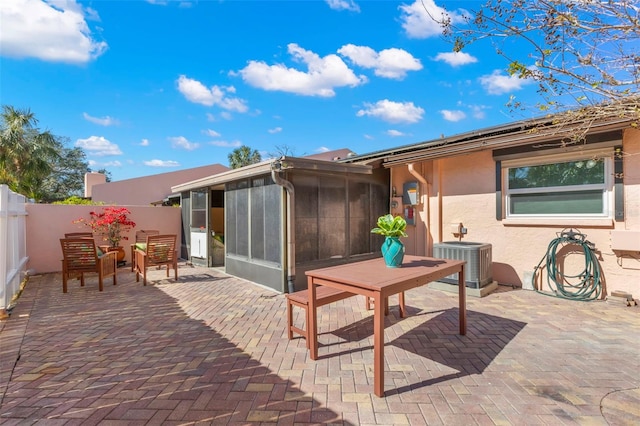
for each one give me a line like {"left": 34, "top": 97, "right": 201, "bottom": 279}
{"left": 64, "top": 232, "right": 94, "bottom": 238}
{"left": 134, "top": 234, "right": 178, "bottom": 286}
{"left": 60, "top": 238, "right": 118, "bottom": 293}
{"left": 130, "top": 229, "right": 160, "bottom": 271}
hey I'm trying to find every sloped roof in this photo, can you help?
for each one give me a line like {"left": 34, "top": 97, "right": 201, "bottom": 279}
{"left": 91, "top": 163, "right": 231, "bottom": 205}
{"left": 341, "top": 114, "right": 634, "bottom": 167}
{"left": 171, "top": 149, "right": 368, "bottom": 194}
{"left": 303, "top": 148, "right": 357, "bottom": 161}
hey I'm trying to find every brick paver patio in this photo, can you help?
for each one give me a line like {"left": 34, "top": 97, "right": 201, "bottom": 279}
{"left": 1, "top": 262, "right": 638, "bottom": 425}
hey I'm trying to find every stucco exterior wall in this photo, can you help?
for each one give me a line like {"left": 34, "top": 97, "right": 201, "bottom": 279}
{"left": 90, "top": 164, "right": 229, "bottom": 206}
{"left": 390, "top": 128, "right": 640, "bottom": 297}
{"left": 26, "top": 204, "right": 182, "bottom": 274}
{"left": 84, "top": 172, "right": 106, "bottom": 198}
{"left": 621, "top": 128, "right": 640, "bottom": 229}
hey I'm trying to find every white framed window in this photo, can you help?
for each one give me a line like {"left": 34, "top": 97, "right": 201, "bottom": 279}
{"left": 503, "top": 148, "right": 614, "bottom": 219}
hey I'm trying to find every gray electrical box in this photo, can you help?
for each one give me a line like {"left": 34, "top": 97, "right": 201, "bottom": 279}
{"left": 402, "top": 182, "right": 419, "bottom": 205}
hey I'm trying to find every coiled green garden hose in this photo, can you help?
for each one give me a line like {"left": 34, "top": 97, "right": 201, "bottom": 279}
{"left": 533, "top": 229, "right": 603, "bottom": 301}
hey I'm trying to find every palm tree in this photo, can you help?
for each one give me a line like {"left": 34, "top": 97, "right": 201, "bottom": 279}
{"left": 0, "top": 105, "right": 61, "bottom": 199}
{"left": 228, "top": 145, "right": 262, "bottom": 169}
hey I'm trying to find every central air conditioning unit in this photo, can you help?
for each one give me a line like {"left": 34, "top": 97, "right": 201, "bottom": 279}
{"left": 433, "top": 242, "right": 493, "bottom": 288}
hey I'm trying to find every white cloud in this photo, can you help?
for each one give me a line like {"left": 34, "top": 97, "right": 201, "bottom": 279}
{"left": 220, "top": 111, "right": 233, "bottom": 120}
{"left": 338, "top": 44, "right": 422, "bottom": 79}
{"left": 0, "top": 0, "right": 107, "bottom": 63}
{"left": 177, "top": 75, "right": 248, "bottom": 112}
{"left": 169, "top": 136, "right": 199, "bottom": 151}
{"left": 209, "top": 140, "right": 242, "bottom": 148}
{"left": 479, "top": 70, "right": 533, "bottom": 95}
{"left": 325, "top": 0, "right": 360, "bottom": 12}
{"left": 440, "top": 109, "right": 466, "bottom": 122}
{"left": 75, "top": 136, "right": 122, "bottom": 156}
{"left": 386, "top": 129, "right": 406, "bottom": 137}
{"left": 237, "top": 43, "right": 367, "bottom": 97}
{"left": 317, "top": 146, "right": 330, "bottom": 152}
{"left": 470, "top": 104, "right": 488, "bottom": 119}
{"left": 357, "top": 99, "right": 424, "bottom": 124}
{"left": 203, "top": 129, "right": 221, "bottom": 137}
{"left": 364, "top": 134, "right": 374, "bottom": 140}
{"left": 268, "top": 127, "right": 283, "bottom": 134}
{"left": 434, "top": 51, "right": 478, "bottom": 67}
{"left": 87, "top": 159, "right": 122, "bottom": 168}
{"left": 148, "top": 0, "right": 192, "bottom": 6}
{"left": 83, "top": 112, "right": 119, "bottom": 126}
{"left": 144, "top": 159, "right": 180, "bottom": 167}
{"left": 140, "top": 138, "right": 150, "bottom": 146}
{"left": 399, "top": 0, "right": 468, "bottom": 39}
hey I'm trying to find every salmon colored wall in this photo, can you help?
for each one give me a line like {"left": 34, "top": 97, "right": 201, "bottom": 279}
{"left": 390, "top": 128, "right": 640, "bottom": 297}
{"left": 84, "top": 172, "right": 106, "bottom": 198}
{"left": 26, "top": 204, "right": 182, "bottom": 274}
{"left": 390, "top": 164, "right": 433, "bottom": 256}
{"left": 90, "top": 164, "right": 229, "bottom": 206}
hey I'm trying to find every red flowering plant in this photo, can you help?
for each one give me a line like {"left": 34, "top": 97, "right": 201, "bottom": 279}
{"left": 75, "top": 207, "right": 136, "bottom": 248}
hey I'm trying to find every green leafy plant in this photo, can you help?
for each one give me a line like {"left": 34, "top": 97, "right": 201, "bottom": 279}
{"left": 371, "top": 214, "right": 407, "bottom": 238}
{"left": 54, "top": 196, "right": 103, "bottom": 205}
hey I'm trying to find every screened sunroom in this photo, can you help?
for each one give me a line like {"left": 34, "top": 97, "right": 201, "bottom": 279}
{"left": 171, "top": 156, "right": 390, "bottom": 293}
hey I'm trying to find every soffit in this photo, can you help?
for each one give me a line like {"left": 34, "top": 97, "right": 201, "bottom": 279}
{"left": 342, "top": 116, "right": 634, "bottom": 168}
{"left": 171, "top": 156, "right": 373, "bottom": 194}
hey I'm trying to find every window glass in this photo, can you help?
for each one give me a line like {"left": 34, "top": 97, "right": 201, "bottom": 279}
{"left": 510, "top": 190, "right": 604, "bottom": 215}
{"left": 191, "top": 190, "right": 207, "bottom": 228}
{"left": 192, "top": 190, "right": 206, "bottom": 209}
{"left": 505, "top": 153, "right": 611, "bottom": 218}
{"left": 509, "top": 159, "right": 604, "bottom": 189}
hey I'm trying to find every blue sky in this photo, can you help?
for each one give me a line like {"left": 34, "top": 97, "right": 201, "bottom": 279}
{"left": 1, "top": 0, "right": 541, "bottom": 181}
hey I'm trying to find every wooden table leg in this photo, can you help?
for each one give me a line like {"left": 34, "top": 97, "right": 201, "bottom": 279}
{"left": 458, "top": 264, "right": 466, "bottom": 335}
{"left": 308, "top": 277, "right": 319, "bottom": 360}
{"left": 373, "top": 291, "right": 385, "bottom": 397}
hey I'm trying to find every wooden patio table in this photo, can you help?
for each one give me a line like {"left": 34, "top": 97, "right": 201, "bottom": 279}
{"left": 306, "top": 255, "right": 466, "bottom": 397}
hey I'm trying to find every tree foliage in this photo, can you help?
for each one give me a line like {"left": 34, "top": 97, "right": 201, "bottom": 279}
{"left": 0, "top": 105, "right": 61, "bottom": 199}
{"left": 436, "top": 0, "right": 639, "bottom": 140}
{"left": 53, "top": 196, "right": 103, "bottom": 205}
{"left": 40, "top": 145, "right": 91, "bottom": 202}
{"left": 228, "top": 145, "right": 262, "bottom": 169}
{"left": 0, "top": 105, "right": 93, "bottom": 201}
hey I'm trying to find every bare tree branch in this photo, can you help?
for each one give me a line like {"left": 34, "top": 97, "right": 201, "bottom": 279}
{"left": 429, "top": 0, "right": 639, "bottom": 142}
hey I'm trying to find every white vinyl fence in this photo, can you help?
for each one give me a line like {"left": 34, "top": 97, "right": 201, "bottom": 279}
{"left": 0, "top": 185, "right": 28, "bottom": 317}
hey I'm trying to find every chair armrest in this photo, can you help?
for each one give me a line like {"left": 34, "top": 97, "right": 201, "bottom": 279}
{"left": 134, "top": 248, "right": 148, "bottom": 258}
{"left": 98, "top": 250, "right": 118, "bottom": 262}
{"left": 98, "top": 250, "right": 118, "bottom": 274}
{"left": 134, "top": 247, "right": 148, "bottom": 271}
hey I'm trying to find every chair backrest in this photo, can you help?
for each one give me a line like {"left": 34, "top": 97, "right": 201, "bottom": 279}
{"left": 65, "top": 232, "right": 94, "bottom": 239}
{"left": 136, "top": 229, "right": 160, "bottom": 243}
{"left": 146, "top": 234, "right": 176, "bottom": 264}
{"left": 60, "top": 238, "right": 99, "bottom": 272}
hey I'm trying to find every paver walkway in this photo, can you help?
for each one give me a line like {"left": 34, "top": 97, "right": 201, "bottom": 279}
{"left": 1, "top": 262, "right": 638, "bottom": 425}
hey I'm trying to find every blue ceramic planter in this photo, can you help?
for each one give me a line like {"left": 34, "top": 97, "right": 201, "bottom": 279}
{"left": 382, "top": 237, "right": 405, "bottom": 268}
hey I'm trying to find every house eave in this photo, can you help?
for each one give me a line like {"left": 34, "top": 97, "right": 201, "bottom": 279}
{"left": 171, "top": 156, "right": 373, "bottom": 194}
{"left": 342, "top": 115, "right": 635, "bottom": 167}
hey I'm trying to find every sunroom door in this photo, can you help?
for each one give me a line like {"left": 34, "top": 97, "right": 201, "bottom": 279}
{"left": 190, "top": 189, "right": 209, "bottom": 266}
